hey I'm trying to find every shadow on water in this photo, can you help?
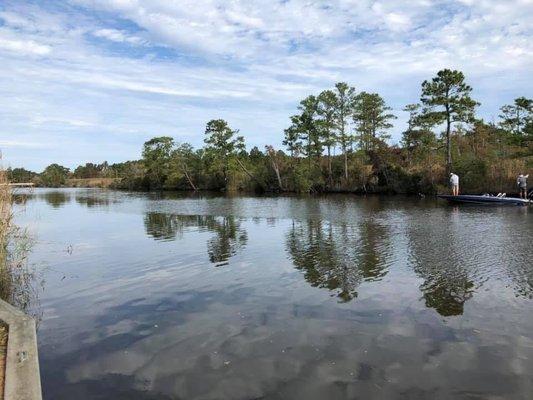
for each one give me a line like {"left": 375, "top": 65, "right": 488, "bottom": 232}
{"left": 286, "top": 218, "right": 391, "bottom": 302}
{"left": 144, "top": 213, "right": 247, "bottom": 266}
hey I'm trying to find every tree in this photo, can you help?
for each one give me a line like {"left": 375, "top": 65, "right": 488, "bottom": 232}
{"left": 204, "top": 119, "right": 245, "bottom": 187}
{"left": 332, "top": 82, "right": 357, "bottom": 179}
{"left": 419, "top": 69, "right": 479, "bottom": 174}
{"left": 499, "top": 97, "right": 532, "bottom": 138}
{"left": 286, "top": 96, "right": 322, "bottom": 166}
{"left": 142, "top": 136, "right": 174, "bottom": 189}
{"left": 73, "top": 163, "right": 101, "bottom": 179}
{"left": 317, "top": 90, "right": 337, "bottom": 181}
{"left": 169, "top": 143, "right": 198, "bottom": 190}
{"left": 401, "top": 104, "right": 436, "bottom": 152}
{"left": 7, "top": 167, "right": 37, "bottom": 183}
{"left": 249, "top": 146, "right": 263, "bottom": 163}
{"left": 353, "top": 92, "right": 396, "bottom": 151}
{"left": 40, "top": 164, "right": 70, "bottom": 187}
{"left": 404, "top": 103, "right": 421, "bottom": 132}
{"left": 283, "top": 118, "right": 303, "bottom": 157}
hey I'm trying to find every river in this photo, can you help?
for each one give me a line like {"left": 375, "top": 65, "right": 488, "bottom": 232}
{"left": 16, "top": 188, "right": 533, "bottom": 399}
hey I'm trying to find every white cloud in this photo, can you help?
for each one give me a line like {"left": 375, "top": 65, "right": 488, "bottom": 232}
{"left": 0, "top": 37, "right": 51, "bottom": 55}
{"left": 29, "top": 116, "right": 97, "bottom": 128}
{"left": 383, "top": 12, "right": 411, "bottom": 31}
{"left": 92, "top": 28, "right": 147, "bottom": 45}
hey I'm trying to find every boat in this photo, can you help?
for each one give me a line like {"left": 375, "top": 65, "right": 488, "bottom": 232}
{"left": 437, "top": 194, "right": 531, "bottom": 206}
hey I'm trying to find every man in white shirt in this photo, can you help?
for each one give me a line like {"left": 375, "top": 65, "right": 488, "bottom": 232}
{"left": 450, "top": 173, "right": 459, "bottom": 196}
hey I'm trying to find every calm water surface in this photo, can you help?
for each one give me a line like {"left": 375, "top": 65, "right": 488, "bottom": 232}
{"left": 17, "top": 189, "right": 533, "bottom": 399}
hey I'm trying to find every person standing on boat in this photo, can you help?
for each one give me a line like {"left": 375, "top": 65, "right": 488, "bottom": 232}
{"left": 450, "top": 173, "right": 459, "bottom": 196}
{"left": 517, "top": 173, "right": 528, "bottom": 199}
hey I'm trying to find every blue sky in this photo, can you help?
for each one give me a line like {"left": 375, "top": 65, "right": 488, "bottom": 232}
{"left": 0, "top": 0, "right": 531, "bottom": 171}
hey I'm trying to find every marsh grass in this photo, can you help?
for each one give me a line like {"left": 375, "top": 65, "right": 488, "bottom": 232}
{"left": 0, "top": 167, "right": 13, "bottom": 280}
{"left": 0, "top": 165, "right": 40, "bottom": 318}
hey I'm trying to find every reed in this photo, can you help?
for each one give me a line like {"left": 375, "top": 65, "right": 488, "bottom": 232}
{"left": 0, "top": 167, "right": 11, "bottom": 275}
{"left": 0, "top": 164, "right": 37, "bottom": 315}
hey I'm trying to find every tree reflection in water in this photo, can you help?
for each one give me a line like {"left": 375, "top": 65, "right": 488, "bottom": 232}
{"left": 407, "top": 212, "right": 474, "bottom": 317}
{"left": 286, "top": 218, "right": 390, "bottom": 302}
{"left": 420, "top": 277, "right": 473, "bottom": 316}
{"left": 41, "top": 191, "right": 71, "bottom": 208}
{"left": 144, "top": 213, "right": 247, "bottom": 266}
{"left": 75, "top": 194, "right": 111, "bottom": 208}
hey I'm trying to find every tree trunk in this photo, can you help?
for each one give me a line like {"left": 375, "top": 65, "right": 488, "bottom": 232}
{"left": 273, "top": 164, "right": 283, "bottom": 190}
{"left": 446, "top": 109, "right": 452, "bottom": 175}
{"left": 343, "top": 146, "right": 348, "bottom": 180}
{"left": 236, "top": 158, "right": 253, "bottom": 180}
{"left": 272, "top": 159, "right": 283, "bottom": 190}
{"left": 327, "top": 146, "right": 332, "bottom": 183}
{"left": 236, "top": 158, "right": 263, "bottom": 189}
{"left": 307, "top": 138, "right": 312, "bottom": 168}
{"left": 266, "top": 146, "right": 284, "bottom": 191}
{"left": 340, "top": 115, "right": 348, "bottom": 180}
{"left": 181, "top": 164, "right": 197, "bottom": 191}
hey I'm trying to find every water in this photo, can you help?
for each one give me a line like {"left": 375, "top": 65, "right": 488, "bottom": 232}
{"left": 17, "top": 189, "right": 533, "bottom": 399}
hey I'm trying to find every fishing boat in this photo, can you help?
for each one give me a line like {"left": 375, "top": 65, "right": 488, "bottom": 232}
{"left": 437, "top": 194, "right": 531, "bottom": 206}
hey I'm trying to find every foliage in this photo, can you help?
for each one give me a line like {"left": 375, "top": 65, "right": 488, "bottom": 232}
{"left": 73, "top": 162, "right": 109, "bottom": 179}
{"left": 39, "top": 163, "right": 70, "bottom": 187}
{"left": 284, "top": 95, "right": 324, "bottom": 171}
{"left": 203, "top": 119, "right": 245, "bottom": 190}
{"left": 499, "top": 97, "right": 532, "bottom": 147}
{"left": 7, "top": 167, "right": 37, "bottom": 183}
{"left": 353, "top": 92, "right": 396, "bottom": 151}
{"left": 142, "top": 136, "right": 174, "bottom": 189}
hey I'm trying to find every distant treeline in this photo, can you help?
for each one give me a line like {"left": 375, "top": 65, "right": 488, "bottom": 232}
{"left": 8, "top": 69, "right": 532, "bottom": 194}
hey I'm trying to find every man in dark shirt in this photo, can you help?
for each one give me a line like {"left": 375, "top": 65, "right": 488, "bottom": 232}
{"left": 517, "top": 174, "right": 529, "bottom": 199}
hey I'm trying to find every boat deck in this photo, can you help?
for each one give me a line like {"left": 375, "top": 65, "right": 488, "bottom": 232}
{"left": 437, "top": 194, "right": 531, "bottom": 206}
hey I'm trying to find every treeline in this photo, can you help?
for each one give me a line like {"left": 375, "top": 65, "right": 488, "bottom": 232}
{"left": 9, "top": 69, "right": 532, "bottom": 194}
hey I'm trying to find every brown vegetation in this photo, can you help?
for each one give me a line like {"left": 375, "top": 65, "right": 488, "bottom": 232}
{"left": 66, "top": 177, "right": 120, "bottom": 188}
{"left": 0, "top": 165, "right": 38, "bottom": 317}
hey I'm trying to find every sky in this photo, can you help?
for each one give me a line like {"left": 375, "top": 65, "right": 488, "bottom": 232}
{"left": 0, "top": 0, "right": 531, "bottom": 171}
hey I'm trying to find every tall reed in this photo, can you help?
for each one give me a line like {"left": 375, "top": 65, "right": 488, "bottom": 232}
{"left": 0, "top": 165, "right": 38, "bottom": 316}
{"left": 0, "top": 168, "right": 11, "bottom": 275}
